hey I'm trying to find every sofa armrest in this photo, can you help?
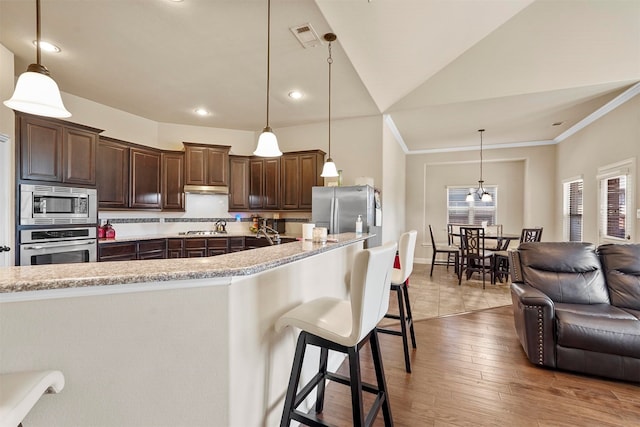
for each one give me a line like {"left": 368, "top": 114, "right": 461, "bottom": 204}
{"left": 510, "top": 282, "right": 557, "bottom": 367}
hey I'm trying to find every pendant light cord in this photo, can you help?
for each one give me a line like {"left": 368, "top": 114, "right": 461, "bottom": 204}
{"left": 479, "top": 129, "right": 484, "bottom": 183}
{"left": 265, "top": 0, "right": 271, "bottom": 128}
{"left": 36, "top": 0, "right": 41, "bottom": 66}
{"left": 327, "top": 40, "right": 333, "bottom": 157}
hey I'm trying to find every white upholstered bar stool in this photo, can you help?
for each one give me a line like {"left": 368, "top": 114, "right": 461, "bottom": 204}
{"left": 276, "top": 242, "right": 397, "bottom": 427}
{"left": 377, "top": 230, "right": 418, "bottom": 373}
{"left": 0, "top": 370, "right": 65, "bottom": 427}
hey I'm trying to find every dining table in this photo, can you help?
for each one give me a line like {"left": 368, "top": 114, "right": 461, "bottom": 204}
{"left": 449, "top": 227, "right": 520, "bottom": 251}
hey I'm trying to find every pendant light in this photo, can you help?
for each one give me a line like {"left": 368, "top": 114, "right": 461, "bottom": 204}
{"left": 3, "top": 0, "right": 71, "bottom": 118}
{"left": 320, "top": 33, "right": 339, "bottom": 178}
{"left": 466, "top": 129, "right": 492, "bottom": 202}
{"left": 253, "top": 0, "right": 282, "bottom": 157}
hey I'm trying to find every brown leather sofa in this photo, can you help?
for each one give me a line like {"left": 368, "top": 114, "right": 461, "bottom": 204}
{"left": 509, "top": 242, "right": 640, "bottom": 382}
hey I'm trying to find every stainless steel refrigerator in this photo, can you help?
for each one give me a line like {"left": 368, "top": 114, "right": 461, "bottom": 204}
{"left": 311, "top": 185, "right": 382, "bottom": 247}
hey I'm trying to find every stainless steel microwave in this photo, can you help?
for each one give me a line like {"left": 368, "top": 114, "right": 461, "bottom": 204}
{"left": 20, "top": 184, "right": 97, "bottom": 225}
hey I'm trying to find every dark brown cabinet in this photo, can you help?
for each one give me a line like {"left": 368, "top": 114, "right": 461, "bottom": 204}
{"left": 249, "top": 157, "right": 280, "bottom": 210}
{"left": 162, "top": 152, "right": 185, "bottom": 211}
{"left": 97, "top": 137, "right": 164, "bottom": 210}
{"left": 281, "top": 150, "right": 324, "bottom": 210}
{"left": 97, "top": 137, "right": 130, "bottom": 209}
{"left": 207, "top": 238, "right": 228, "bottom": 256}
{"left": 228, "top": 236, "right": 245, "bottom": 253}
{"left": 168, "top": 238, "right": 184, "bottom": 258}
{"left": 130, "top": 147, "right": 161, "bottom": 209}
{"left": 138, "top": 239, "right": 167, "bottom": 259}
{"left": 184, "top": 238, "right": 207, "bottom": 257}
{"left": 98, "top": 242, "right": 137, "bottom": 262}
{"left": 17, "top": 113, "right": 100, "bottom": 185}
{"left": 99, "top": 239, "right": 167, "bottom": 261}
{"left": 184, "top": 143, "right": 230, "bottom": 187}
{"left": 229, "top": 156, "right": 250, "bottom": 210}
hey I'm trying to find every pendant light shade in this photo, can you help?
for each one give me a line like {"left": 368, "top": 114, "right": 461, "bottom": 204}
{"left": 467, "top": 129, "right": 492, "bottom": 202}
{"left": 254, "top": 0, "right": 281, "bottom": 157}
{"left": 254, "top": 126, "right": 281, "bottom": 157}
{"left": 320, "top": 33, "right": 339, "bottom": 178}
{"left": 3, "top": 0, "right": 71, "bottom": 118}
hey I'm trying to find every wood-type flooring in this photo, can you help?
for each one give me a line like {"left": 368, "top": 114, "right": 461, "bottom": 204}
{"left": 310, "top": 305, "right": 640, "bottom": 426}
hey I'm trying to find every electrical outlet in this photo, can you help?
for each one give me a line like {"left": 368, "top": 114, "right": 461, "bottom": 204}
{"left": 637, "top": 208, "right": 640, "bottom": 219}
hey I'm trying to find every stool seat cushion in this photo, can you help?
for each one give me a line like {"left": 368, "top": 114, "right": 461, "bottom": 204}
{"left": 276, "top": 297, "right": 354, "bottom": 347}
{"left": 391, "top": 268, "right": 404, "bottom": 286}
{"left": 0, "top": 370, "right": 65, "bottom": 427}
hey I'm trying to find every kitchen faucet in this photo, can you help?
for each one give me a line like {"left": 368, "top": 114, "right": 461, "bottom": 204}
{"left": 256, "top": 219, "right": 281, "bottom": 245}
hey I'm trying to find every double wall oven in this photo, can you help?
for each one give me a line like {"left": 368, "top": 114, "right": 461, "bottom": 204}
{"left": 19, "top": 184, "right": 98, "bottom": 266}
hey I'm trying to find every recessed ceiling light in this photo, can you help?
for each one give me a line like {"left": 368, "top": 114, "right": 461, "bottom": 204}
{"left": 32, "top": 40, "right": 60, "bottom": 53}
{"left": 288, "top": 90, "right": 303, "bottom": 100}
{"left": 194, "top": 108, "right": 210, "bottom": 116}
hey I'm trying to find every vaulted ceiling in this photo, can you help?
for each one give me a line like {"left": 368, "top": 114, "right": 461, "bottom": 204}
{"left": 1, "top": 0, "right": 638, "bottom": 152}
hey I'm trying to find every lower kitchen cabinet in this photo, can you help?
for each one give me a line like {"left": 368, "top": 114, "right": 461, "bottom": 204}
{"left": 167, "top": 238, "right": 184, "bottom": 258}
{"left": 138, "top": 239, "right": 167, "bottom": 259}
{"left": 207, "top": 238, "right": 228, "bottom": 256}
{"left": 98, "top": 242, "right": 137, "bottom": 262}
{"left": 184, "top": 238, "right": 207, "bottom": 258}
{"left": 228, "top": 237, "right": 245, "bottom": 253}
{"left": 99, "top": 239, "right": 167, "bottom": 261}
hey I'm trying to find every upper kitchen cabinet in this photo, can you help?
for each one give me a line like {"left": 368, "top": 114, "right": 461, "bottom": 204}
{"left": 17, "top": 112, "right": 102, "bottom": 186}
{"left": 97, "top": 137, "right": 162, "bottom": 210}
{"left": 228, "top": 156, "right": 250, "bottom": 211}
{"left": 250, "top": 157, "right": 280, "bottom": 210}
{"left": 280, "top": 150, "right": 325, "bottom": 210}
{"left": 97, "top": 137, "right": 129, "bottom": 209}
{"left": 130, "top": 146, "right": 162, "bottom": 209}
{"left": 184, "top": 142, "right": 230, "bottom": 191}
{"left": 161, "top": 151, "right": 185, "bottom": 211}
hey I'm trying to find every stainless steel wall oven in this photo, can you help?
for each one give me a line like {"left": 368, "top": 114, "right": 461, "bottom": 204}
{"left": 19, "top": 227, "right": 97, "bottom": 266}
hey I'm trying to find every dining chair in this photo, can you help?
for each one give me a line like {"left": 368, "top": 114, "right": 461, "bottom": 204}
{"left": 458, "top": 226, "right": 494, "bottom": 289}
{"left": 429, "top": 225, "right": 460, "bottom": 276}
{"left": 494, "top": 227, "right": 543, "bottom": 283}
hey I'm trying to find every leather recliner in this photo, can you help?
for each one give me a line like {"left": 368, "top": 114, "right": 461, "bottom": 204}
{"left": 509, "top": 242, "right": 640, "bottom": 382}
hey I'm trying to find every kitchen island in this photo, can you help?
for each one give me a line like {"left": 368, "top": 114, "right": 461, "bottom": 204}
{"left": 0, "top": 233, "right": 372, "bottom": 426}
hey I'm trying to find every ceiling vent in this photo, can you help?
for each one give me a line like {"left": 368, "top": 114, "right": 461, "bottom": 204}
{"left": 290, "top": 23, "right": 322, "bottom": 48}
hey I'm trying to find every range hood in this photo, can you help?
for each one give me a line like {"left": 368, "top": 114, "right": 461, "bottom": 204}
{"left": 183, "top": 185, "right": 229, "bottom": 195}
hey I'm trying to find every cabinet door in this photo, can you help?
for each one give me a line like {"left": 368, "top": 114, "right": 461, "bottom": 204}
{"left": 228, "top": 156, "right": 250, "bottom": 211}
{"left": 137, "top": 239, "right": 167, "bottom": 259}
{"left": 97, "top": 138, "right": 130, "bottom": 209}
{"left": 162, "top": 152, "right": 185, "bottom": 211}
{"left": 63, "top": 127, "right": 97, "bottom": 185}
{"left": 249, "top": 159, "right": 264, "bottom": 209}
{"left": 185, "top": 145, "right": 207, "bottom": 185}
{"left": 280, "top": 154, "right": 300, "bottom": 209}
{"left": 184, "top": 238, "right": 207, "bottom": 257}
{"left": 98, "top": 242, "right": 137, "bottom": 262}
{"left": 263, "top": 158, "right": 280, "bottom": 210}
{"left": 207, "top": 147, "right": 229, "bottom": 186}
{"left": 299, "top": 153, "right": 320, "bottom": 209}
{"left": 20, "top": 116, "right": 63, "bottom": 182}
{"left": 167, "top": 238, "right": 184, "bottom": 258}
{"left": 130, "top": 147, "right": 161, "bottom": 209}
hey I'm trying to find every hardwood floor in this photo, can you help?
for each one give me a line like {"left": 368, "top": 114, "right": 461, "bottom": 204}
{"left": 313, "top": 306, "right": 640, "bottom": 426}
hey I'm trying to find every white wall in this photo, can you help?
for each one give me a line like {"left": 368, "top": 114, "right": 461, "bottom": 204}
{"left": 381, "top": 116, "right": 406, "bottom": 243}
{"left": 556, "top": 94, "right": 640, "bottom": 243}
{"left": 0, "top": 44, "right": 15, "bottom": 266}
{"left": 406, "top": 144, "right": 556, "bottom": 263}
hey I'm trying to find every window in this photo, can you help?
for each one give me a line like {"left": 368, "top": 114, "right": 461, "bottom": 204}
{"left": 563, "top": 178, "right": 583, "bottom": 241}
{"left": 597, "top": 159, "right": 635, "bottom": 244}
{"left": 447, "top": 186, "right": 497, "bottom": 225}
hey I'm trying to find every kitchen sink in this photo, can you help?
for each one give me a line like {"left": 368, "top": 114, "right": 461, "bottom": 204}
{"left": 180, "top": 230, "right": 228, "bottom": 236}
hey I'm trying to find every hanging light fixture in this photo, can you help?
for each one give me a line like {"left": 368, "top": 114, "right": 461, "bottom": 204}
{"left": 3, "top": 0, "right": 71, "bottom": 118}
{"left": 320, "top": 33, "right": 339, "bottom": 178}
{"left": 466, "top": 129, "right": 492, "bottom": 202}
{"left": 253, "top": 0, "right": 282, "bottom": 157}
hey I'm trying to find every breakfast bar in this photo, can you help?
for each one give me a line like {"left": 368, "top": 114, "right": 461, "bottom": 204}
{"left": 0, "top": 233, "right": 370, "bottom": 426}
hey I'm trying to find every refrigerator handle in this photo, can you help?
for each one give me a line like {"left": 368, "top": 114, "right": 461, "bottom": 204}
{"left": 333, "top": 197, "right": 339, "bottom": 234}
{"left": 329, "top": 197, "right": 335, "bottom": 234}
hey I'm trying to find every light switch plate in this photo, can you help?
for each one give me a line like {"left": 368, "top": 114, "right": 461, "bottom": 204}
{"left": 637, "top": 208, "right": 640, "bottom": 219}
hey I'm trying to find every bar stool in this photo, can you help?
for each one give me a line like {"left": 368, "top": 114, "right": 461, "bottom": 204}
{"left": 0, "top": 370, "right": 65, "bottom": 427}
{"left": 377, "top": 230, "right": 418, "bottom": 373}
{"left": 276, "top": 242, "right": 397, "bottom": 427}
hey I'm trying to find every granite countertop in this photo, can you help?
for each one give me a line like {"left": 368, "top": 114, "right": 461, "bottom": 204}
{"left": 98, "top": 231, "right": 298, "bottom": 244}
{"left": 0, "top": 233, "right": 370, "bottom": 293}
